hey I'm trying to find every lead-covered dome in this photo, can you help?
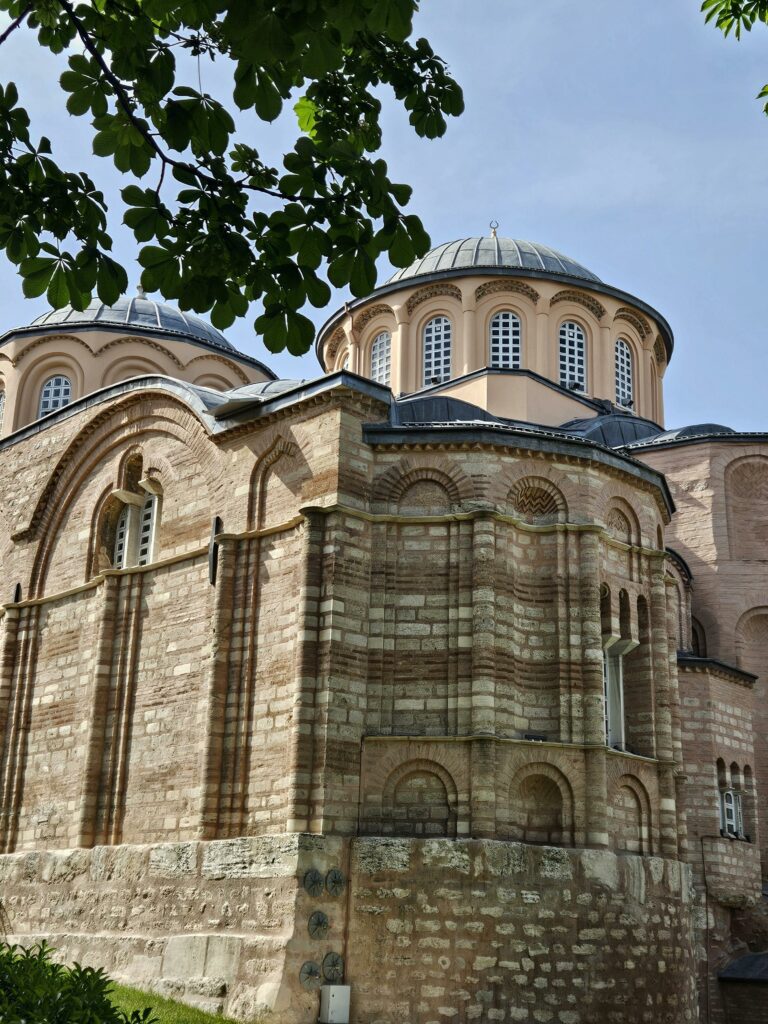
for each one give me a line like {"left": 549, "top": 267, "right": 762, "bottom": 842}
{"left": 30, "top": 295, "right": 235, "bottom": 352}
{"left": 387, "top": 236, "right": 601, "bottom": 285}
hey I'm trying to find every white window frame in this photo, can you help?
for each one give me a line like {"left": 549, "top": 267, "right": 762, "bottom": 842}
{"left": 370, "top": 331, "right": 391, "bottom": 386}
{"left": 423, "top": 316, "right": 452, "bottom": 386}
{"left": 0, "top": 389, "right": 5, "bottom": 433}
{"left": 489, "top": 310, "right": 522, "bottom": 369}
{"left": 719, "top": 789, "right": 744, "bottom": 837}
{"left": 603, "top": 649, "right": 625, "bottom": 750}
{"left": 559, "top": 321, "right": 587, "bottom": 392}
{"left": 615, "top": 338, "right": 634, "bottom": 408}
{"left": 137, "top": 494, "right": 158, "bottom": 566}
{"left": 38, "top": 375, "right": 73, "bottom": 417}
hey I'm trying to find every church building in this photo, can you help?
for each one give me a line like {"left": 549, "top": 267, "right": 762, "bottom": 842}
{"left": 0, "top": 233, "right": 765, "bottom": 1023}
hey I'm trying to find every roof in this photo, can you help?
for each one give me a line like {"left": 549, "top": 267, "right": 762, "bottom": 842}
{"left": 22, "top": 296, "right": 235, "bottom": 351}
{"left": 387, "top": 236, "right": 601, "bottom": 285}
{"left": 719, "top": 953, "right": 768, "bottom": 983}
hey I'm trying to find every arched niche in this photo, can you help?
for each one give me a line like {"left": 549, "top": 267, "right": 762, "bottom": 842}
{"left": 383, "top": 759, "right": 458, "bottom": 838}
{"left": 725, "top": 457, "right": 768, "bottom": 560}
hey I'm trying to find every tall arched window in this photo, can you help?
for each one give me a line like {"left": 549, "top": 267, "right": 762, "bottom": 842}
{"left": 113, "top": 505, "right": 130, "bottom": 568}
{"left": 137, "top": 493, "right": 158, "bottom": 565}
{"left": 615, "top": 338, "right": 634, "bottom": 408}
{"left": 38, "top": 375, "right": 72, "bottom": 417}
{"left": 559, "top": 321, "right": 586, "bottom": 392}
{"left": 489, "top": 311, "right": 521, "bottom": 368}
{"left": 0, "top": 389, "right": 5, "bottom": 432}
{"left": 423, "top": 316, "right": 452, "bottom": 386}
{"left": 370, "top": 331, "right": 391, "bottom": 386}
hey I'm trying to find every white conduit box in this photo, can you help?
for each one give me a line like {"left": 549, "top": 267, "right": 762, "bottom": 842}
{"left": 318, "top": 984, "right": 351, "bottom": 1024}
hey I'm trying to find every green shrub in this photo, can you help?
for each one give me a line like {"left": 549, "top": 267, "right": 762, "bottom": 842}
{"left": 0, "top": 942, "right": 158, "bottom": 1024}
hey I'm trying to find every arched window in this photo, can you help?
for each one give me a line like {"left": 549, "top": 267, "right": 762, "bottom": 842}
{"left": 0, "top": 389, "right": 5, "bottom": 432}
{"left": 370, "top": 331, "right": 391, "bottom": 386}
{"left": 558, "top": 321, "right": 586, "bottom": 392}
{"left": 339, "top": 351, "right": 350, "bottom": 371}
{"left": 615, "top": 338, "right": 634, "bottom": 408}
{"left": 423, "top": 316, "right": 452, "bottom": 386}
{"left": 489, "top": 311, "right": 521, "bottom": 368}
{"left": 113, "top": 506, "right": 130, "bottom": 568}
{"left": 38, "top": 375, "right": 72, "bottom": 417}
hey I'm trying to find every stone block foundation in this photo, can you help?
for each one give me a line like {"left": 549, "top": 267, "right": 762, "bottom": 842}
{"left": 0, "top": 835, "right": 698, "bottom": 1023}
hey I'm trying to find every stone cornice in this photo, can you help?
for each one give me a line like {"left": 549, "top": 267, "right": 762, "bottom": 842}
{"left": 677, "top": 654, "right": 756, "bottom": 687}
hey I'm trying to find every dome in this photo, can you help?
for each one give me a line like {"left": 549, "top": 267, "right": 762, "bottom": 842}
{"left": 30, "top": 295, "right": 235, "bottom": 352}
{"left": 387, "top": 236, "right": 601, "bottom": 285}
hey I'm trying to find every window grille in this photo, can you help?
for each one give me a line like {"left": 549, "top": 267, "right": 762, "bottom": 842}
{"left": 719, "top": 789, "right": 744, "bottom": 837}
{"left": 559, "top": 322, "right": 586, "bottom": 391}
{"left": 137, "top": 495, "right": 157, "bottom": 566}
{"left": 423, "top": 316, "right": 452, "bottom": 386}
{"left": 39, "top": 375, "right": 72, "bottom": 417}
{"left": 615, "top": 338, "right": 634, "bottom": 407}
{"left": 0, "top": 390, "right": 5, "bottom": 432}
{"left": 370, "top": 331, "right": 391, "bottom": 386}
{"left": 489, "top": 311, "right": 521, "bottom": 368}
{"left": 113, "top": 506, "right": 129, "bottom": 568}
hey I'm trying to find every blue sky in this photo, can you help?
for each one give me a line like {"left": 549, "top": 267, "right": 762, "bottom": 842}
{"left": 1, "top": 1, "right": 767, "bottom": 429}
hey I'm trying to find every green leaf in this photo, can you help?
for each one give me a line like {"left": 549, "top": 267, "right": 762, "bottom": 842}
{"left": 349, "top": 251, "right": 377, "bottom": 297}
{"left": 47, "top": 265, "right": 70, "bottom": 308}
{"left": 253, "top": 73, "right": 282, "bottom": 122}
{"left": 294, "top": 96, "right": 318, "bottom": 136}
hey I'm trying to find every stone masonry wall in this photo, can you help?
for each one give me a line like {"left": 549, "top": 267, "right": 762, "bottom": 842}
{"left": 347, "top": 837, "right": 697, "bottom": 1024}
{"left": 0, "top": 834, "right": 698, "bottom": 1024}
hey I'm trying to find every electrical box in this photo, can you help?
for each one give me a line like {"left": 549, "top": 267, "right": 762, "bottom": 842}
{"left": 318, "top": 985, "right": 350, "bottom": 1024}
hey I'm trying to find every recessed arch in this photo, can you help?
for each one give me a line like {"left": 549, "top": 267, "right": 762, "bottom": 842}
{"left": 507, "top": 476, "right": 567, "bottom": 523}
{"left": 382, "top": 758, "right": 458, "bottom": 838}
{"left": 505, "top": 762, "right": 575, "bottom": 846}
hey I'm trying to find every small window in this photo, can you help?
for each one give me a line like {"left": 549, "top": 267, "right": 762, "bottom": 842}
{"left": 0, "top": 390, "right": 5, "bottom": 432}
{"left": 559, "top": 321, "right": 586, "bottom": 392}
{"left": 370, "top": 331, "right": 391, "bottom": 386}
{"left": 615, "top": 338, "right": 634, "bottom": 408}
{"left": 603, "top": 650, "right": 625, "bottom": 749}
{"left": 339, "top": 352, "right": 350, "bottom": 371}
{"left": 423, "top": 316, "right": 452, "bottom": 386}
{"left": 39, "top": 375, "right": 72, "bottom": 417}
{"left": 719, "top": 789, "right": 744, "bottom": 837}
{"left": 113, "top": 506, "right": 130, "bottom": 568}
{"left": 489, "top": 311, "right": 521, "bottom": 368}
{"left": 137, "top": 494, "right": 158, "bottom": 566}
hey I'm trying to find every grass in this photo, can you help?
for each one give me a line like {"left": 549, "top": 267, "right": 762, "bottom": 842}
{"left": 110, "top": 983, "right": 240, "bottom": 1024}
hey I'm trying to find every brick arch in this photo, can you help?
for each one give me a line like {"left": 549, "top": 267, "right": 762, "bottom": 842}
{"left": 372, "top": 458, "right": 474, "bottom": 510}
{"left": 382, "top": 758, "right": 458, "bottom": 838}
{"left": 550, "top": 290, "right": 606, "bottom": 320}
{"left": 604, "top": 497, "right": 641, "bottom": 545}
{"left": 609, "top": 773, "right": 653, "bottom": 854}
{"left": 181, "top": 353, "right": 250, "bottom": 385}
{"left": 506, "top": 475, "right": 567, "bottom": 523}
{"left": 474, "top": 280, "right": 540, "bottom": 305}
{"left": 504, "top": 762, "right": 575, "bottom": 846}
{"left": 353, "top": 303, "right": 395, "bottom": 334}
{"left": 93, "top": 335, "right": 184, "bottom": 369}
{"left": 21, "top": 398, "right": 219, "bottom": 596}
{"left": 725, "top": 456, "right": 768, "bottom": 560}
{"left": 406, "top": 283, "right": 462, "bottom": 315}
{"left": 614, "top": 307, "right": 651, "bottom": 339}
{"left": 248, "top": 435, "right": 301, "bottom": 530}
{"left": 13, "top": 333, "right": 95, "bottom": 366}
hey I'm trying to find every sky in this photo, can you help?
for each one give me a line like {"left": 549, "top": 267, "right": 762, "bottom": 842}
{"left": 1, "top": 1, "right": 767, "bottom": 429}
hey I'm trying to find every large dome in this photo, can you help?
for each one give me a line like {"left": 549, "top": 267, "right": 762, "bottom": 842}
{"left": 30, "top": 294, "right": 235, "bottom": 352}
{"left": 387, "top": 236, "right": 601, "bottom": 285}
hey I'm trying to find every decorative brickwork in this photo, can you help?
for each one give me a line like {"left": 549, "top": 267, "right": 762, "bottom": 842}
{"left": 615, "top": 306, "right": 652, "bottom": 338}
{"left": 405, "top": 282, "right": 462, "bottom": 314}
{"left": 474, "top": 279, "right": 540, "bottom": 304}
{"left": 550, "top": 289, "right": 606, "bottom": 320}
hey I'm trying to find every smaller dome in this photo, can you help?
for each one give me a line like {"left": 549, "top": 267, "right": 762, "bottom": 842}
{"left": 387, "top": 236, "right": 601, "bottom": 285}
{"left": 31, "top": 295, "right": 235, "bottom": 352}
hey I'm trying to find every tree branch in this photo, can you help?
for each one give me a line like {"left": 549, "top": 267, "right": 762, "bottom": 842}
{"left": 56, "top": 0, "right": 336, "bottom": 207}
{"left": 0, "top": 3, "right": 33, "bottom": 46}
